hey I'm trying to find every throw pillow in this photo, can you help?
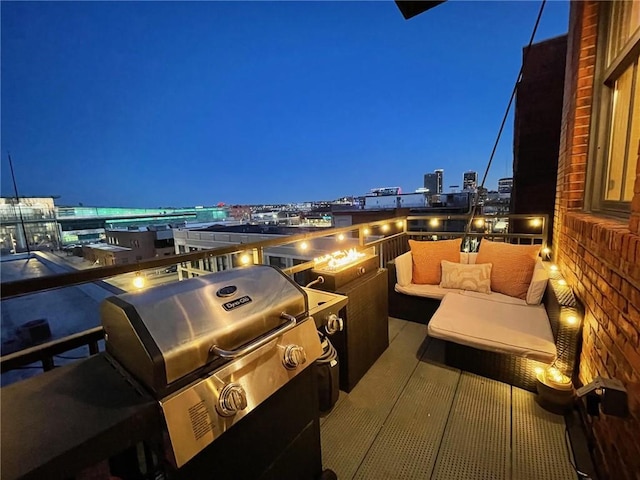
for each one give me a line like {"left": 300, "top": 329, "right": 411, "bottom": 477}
{"left": 476, "top": 239, "right": 540, "bottom": 299}
{"left": 409, "top": 238, "right": 462, "bottom": 285}
{"left": 440, "top": 260, "right": 492, "bottom": 294}
{"left": 526, "top": 259, "right": 549, "bottom": 305}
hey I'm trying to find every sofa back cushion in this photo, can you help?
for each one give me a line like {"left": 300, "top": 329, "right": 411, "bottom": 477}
{"left": 409, "top": 238, "right": 462, "bottom": 285}
{"left": 476, "top": 240, "right": 540, "bottom": 299}
{"left": 440, "top": 260, "right": 492, "bottom": 294}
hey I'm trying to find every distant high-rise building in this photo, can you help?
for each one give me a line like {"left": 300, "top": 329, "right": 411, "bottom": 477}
{"left": 434, "top": 169, "right": 444, "bottom": 194}
{"left": 423, "top": 173, "right": 437, "bottom": 193}
{"left": 424, "top": 169, "right": 444, "bottom": 194}
{"left": 463, "top": 171, "right": 478, "bottom": 191}
{"left": 498, "top": 177, "right": 513, "bottom": 199}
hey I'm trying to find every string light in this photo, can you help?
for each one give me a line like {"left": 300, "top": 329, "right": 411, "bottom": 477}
{"left": 240, "top": 254, "right": 251, "bottom": 265}
{"left": 381, "top": 224, "right": 390, "bottom": 233}
{"left": 363, "top": 228, "right": 370, "bottom": 236}
{"left": 429, "top": 218, "right": 439, "bottom": 227}
{"left": 558, "top": 279, "right": 567, "bottom": 286}
{"left": 299, "top": 241, "right": 308, "bottom": 251}
{"left": 474, "top": 218, "right": 485, "bottom": 228}
{"left": 396, "top": 220, "right": 404, "bottom": 228}
{"left": 566, "top": 315, "right": 578, "bottom": 325}
{"left": 550, "top": 264, "right": 559, "bottom": 272}
{"left": 132, "top": 273, "right": 145, "bottom": 289}
{"left": 530, "top": 218, "right": 542, "bottom": 228}
{"left": 337, "top": 233, "right": 345, "bottom": 241}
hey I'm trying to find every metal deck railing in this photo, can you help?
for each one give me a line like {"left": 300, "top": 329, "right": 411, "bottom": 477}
{"left": 0, "top": 213, "right": 549, "bottom": 374}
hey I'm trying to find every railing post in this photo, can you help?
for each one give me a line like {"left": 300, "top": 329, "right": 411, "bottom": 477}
{"left": 89, "top": 342, "right": 99, "bottom": 356}
{"left": 42, "top": 356, "right": 55, "bottom": 371}
{"left": 256, "top": 247, "right": 264, "bottom": 265}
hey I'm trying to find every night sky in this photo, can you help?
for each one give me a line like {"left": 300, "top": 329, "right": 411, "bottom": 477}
{"left": 1, "top": 1, "right": 569, "bottom": 208}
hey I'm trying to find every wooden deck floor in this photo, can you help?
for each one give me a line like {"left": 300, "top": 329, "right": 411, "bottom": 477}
{"left": 320, "top": 318, "right": 595, "bottom": 480}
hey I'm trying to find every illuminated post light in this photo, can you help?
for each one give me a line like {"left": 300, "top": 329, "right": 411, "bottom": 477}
{"left": 299, "top": 241, "right": 308, "bottom": 251}
{"left": 133, "top": 273, "right": 145, "bottom": 289}
{"left": 240, "top": 254, "right": 251, "bottom": 265}
{"left": 429, "top": 218, "right": 439, "bottom": 227}
{"left": 381, "top": 224, "right": 390, "bottom": 233}
{"left": 530, "top": 218, "right": 543, "bottom": 228}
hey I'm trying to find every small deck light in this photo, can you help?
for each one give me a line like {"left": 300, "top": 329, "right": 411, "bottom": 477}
{"left": 363, "top": 227, "right": 370, "bottom": 236}
{"left": 474, "top": 218, "right": 485, "bottom": 228}
{"left": 396, "top": 220, "right": 404, "bottom": 228}
{"left": 558, "top": 279, "right": 567, "bottom": 286}
{"left": 530, "top": 218, "right": 543, "bottom": 228}
{"left": 536, "top": 365, "right": 574, "bottom": 414}
{"left": 381, "top": 224, "right": 390, "bottom": 233}
{"left": 133, "top": 273, "right": 145, "bottom": 289}
{"left": 337, "top": 233, "right": 345, "bottom": 241}
{"left": 429, "top": 218, "right": 439, "bottom": 227}
{"left": 299, "top": 241, "right": 308, "bottom": 251}
{"left": 566, "top": 315, "right": 578, "bottom": 325}
{"left": 550, "top": 264, "right": 558, "bottom": 272}
{"left": 240, "top": 254, "right": 251, "bottom": 265}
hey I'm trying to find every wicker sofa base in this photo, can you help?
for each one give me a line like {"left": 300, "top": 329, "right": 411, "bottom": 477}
{"left": 444, "top": 341, "right": 549, "bottom": 392}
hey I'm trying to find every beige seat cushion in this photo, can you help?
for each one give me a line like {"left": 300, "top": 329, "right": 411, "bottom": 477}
{"left": 427, "top": 293, "right": 556, "bottom": 363}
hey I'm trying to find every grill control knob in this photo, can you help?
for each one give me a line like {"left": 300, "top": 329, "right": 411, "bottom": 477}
{"left": 283, "top": 344, "right": 307, "bottom": 369}
{"left": 325, "top": 314, "right": 344, "bottom": 335}
{"left": 217, "top": 383, "right": 248, "bottom": 417}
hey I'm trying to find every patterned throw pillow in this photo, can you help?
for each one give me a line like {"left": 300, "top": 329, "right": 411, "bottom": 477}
{"left": 476, "top": 240, "right": 540, "bottom": 299}
{"left": 440, "top": 260, "right": 492, "bottom": 294}
{"left": 409, "top": 238, "right": 462, "bottom": 285}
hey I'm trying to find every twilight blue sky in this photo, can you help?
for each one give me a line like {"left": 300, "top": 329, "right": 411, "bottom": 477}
{"left": 1, "top": 1, "right": 569, "bottom": 208}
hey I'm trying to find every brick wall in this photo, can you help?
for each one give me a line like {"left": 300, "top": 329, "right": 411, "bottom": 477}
{"left": 555, "top": 2, "right": 640, "bottom": 479}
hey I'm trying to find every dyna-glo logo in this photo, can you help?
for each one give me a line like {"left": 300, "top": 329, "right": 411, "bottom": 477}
{"left": 222, "top": 295, "right": 252, "bottom": 311}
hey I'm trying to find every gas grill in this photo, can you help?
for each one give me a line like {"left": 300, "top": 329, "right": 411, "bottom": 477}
{"left": 101, "top": 265, "right": 325, "bottom": 475}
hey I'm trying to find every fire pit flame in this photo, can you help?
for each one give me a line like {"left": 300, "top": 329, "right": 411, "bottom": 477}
{"left": 314, "top": 248, "right": 366, "bottom": 271}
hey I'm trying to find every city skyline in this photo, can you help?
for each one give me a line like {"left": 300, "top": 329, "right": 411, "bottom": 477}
{"left": 1, "top": 1, "right": 569, "bottom": 207}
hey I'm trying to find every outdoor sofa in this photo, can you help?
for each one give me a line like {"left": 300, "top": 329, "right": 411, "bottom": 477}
{"left": 386, "top": 239, "right": 582, "bottom": 392}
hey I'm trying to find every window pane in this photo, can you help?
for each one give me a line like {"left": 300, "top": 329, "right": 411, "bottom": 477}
{"left": 623, "top": 67, "right": 640, "bottom": 201}
{"left": 608, "top": 1, "right": 640, "bottom": 65}
{"left": 605, "top": 64, "right": 634, "bottom": 201}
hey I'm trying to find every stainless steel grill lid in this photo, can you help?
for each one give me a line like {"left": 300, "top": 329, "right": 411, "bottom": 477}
{"left": 101, "top": 265, "right": 308, "bottom": 394}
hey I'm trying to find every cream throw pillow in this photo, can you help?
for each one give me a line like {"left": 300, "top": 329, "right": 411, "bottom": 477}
{"left": 440, "top": 260, "right": 492, "bottom": 294}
